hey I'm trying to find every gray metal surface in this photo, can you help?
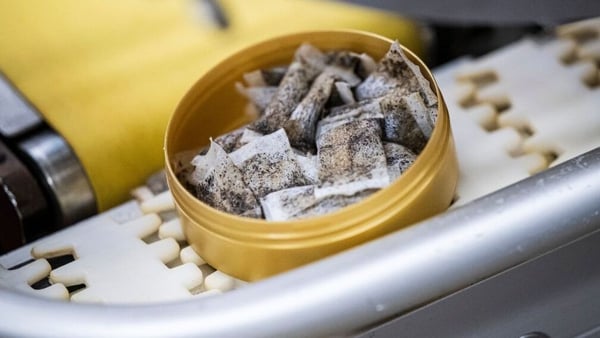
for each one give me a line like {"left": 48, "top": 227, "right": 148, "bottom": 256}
{"left": 0, "top": 72, "right": 43, "bottom": 138}
{"left": 341, "top": 0, "right": 600, "bottom": 26}
{"left": 17, "top": 130, "right": 96, "bottom": 227}
{"left": 0, "top": 147, "right": 599, "bottom": 337}
{"left": 357, "top": 227, "right": 600, "bottom": 338}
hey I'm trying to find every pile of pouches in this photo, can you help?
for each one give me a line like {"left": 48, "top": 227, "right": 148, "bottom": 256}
{"left": 177, "top": 41, "right": 436, "bottom": 221}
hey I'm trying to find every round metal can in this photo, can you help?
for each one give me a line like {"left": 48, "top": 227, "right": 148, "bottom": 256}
{"left": 165, "top": 30, "right": 458, "bottom": 281}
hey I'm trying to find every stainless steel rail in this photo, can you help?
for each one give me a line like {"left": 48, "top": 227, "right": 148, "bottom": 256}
{"left": 341, "top": 0, "right": 600, "bottom": 26}
{"left": 1, "top": 147, "right": 599, "bottom": 337}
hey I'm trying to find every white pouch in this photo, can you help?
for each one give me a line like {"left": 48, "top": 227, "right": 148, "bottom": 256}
{"left": 229, "top": 129, "right": 310, "bottom": 198}
{"left": 260, "top": 185, "right": 316, "bottom": 221}
{"left": 315, "top": 118, "right": 389, "bottom": 199}
{"left": 355, "top": 41, "right": 438, "bottom": 110}
{"left": 235, "top": 83, "right": 278, "bottom": 112}
{"left": 384, "top": 142, "right": 417, "bottom": 181}
{"left": 243, "top": 66, "right": 287, "bottom": 87}
{"left": 261, "top": 186, "right": 376, "bottom": 221}
{"left": 380, "top": 92, "right": 430, "bottom": 153}
{"left": 251, "top": 44, "right": 327, "bottom": 134}
{"left": 284, "top": 72, "right": 336, "bottom": 152}
{"left": 294, "top": 189, "right": 376, "bottom": 220}
{"left": 213, "top": 127, "right": 245, "bottom": 153}
{"left": 189, "top": 141, "right": 262, "bottom": 217}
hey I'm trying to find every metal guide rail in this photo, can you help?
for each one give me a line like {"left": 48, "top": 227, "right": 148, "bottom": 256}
{"left": 0, "top": 17, "right": 599, "bottom": 337}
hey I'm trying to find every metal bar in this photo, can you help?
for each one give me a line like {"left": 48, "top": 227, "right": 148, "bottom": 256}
{"left": 340, "top": 0, "right": 600, "bottom": 26}
{"left": 357, "top": 221, "right": 600, "bottom": 337}
{"left": 0, "top": 147, "right": 599, "bottom": 337}
{"left": 17, "top": 130, "right": 97, "bottom": 227}
{"left": 0, "top": 72, "right": 43, "bottom": 138}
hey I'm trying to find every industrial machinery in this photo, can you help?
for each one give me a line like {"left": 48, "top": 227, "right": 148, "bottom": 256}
{"left": 1, "top": 2, "right": 600, "bottom": 337}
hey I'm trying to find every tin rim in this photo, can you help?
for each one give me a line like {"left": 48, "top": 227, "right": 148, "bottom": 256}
{"left": 165, "top": 30, "right": 455, "bottom": 243}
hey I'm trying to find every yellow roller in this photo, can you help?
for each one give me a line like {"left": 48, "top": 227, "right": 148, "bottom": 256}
{"left": 0, "top": 0, "right": 422, "bottom": 211}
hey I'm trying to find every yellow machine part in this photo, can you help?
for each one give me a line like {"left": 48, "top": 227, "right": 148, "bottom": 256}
{"left": 0, "top": 0, "right": 422, "bottom": 211}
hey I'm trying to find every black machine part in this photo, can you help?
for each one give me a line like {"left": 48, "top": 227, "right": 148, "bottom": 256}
{"left": 0, "top": 73, "right": 96, "bottom": 253}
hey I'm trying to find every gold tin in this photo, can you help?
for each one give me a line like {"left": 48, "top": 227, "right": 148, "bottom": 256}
{"left": 165, "top": 31, "right": 458, "bottom": 281}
